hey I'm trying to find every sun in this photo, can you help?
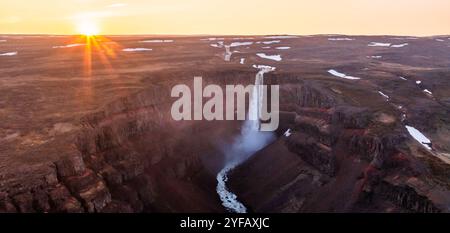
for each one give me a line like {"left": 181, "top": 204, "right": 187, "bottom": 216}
{"left": 77, "top": 21, "right": 100, "bottom": 36}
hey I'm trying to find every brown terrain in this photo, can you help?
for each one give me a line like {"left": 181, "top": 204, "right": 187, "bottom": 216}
{"left": 0, "top": 35, "right": 449, "bottom": 213}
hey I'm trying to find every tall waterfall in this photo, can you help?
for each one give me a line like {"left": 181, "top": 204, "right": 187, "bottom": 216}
{"left": 216, "top": 65, "right": 276, "bottom": 213}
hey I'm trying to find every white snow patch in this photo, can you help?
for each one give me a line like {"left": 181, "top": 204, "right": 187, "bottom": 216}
{"left": 264, "top": 35, "right": 298, "bottom": 39}
{"left": 284, "top": 129, "right": 292, "bottom": 137}
{"left": 276, "top": 46, "right": 291, "bottom": 50}
{"left": 399, "top": 76, "right": 408, "bottom": 81}
{"left": 140, "top": 39, "right": 173, "bottom": 43}
{"left": 392, "top": 37, "right": 418, "bottom": 40}
{"left": 436, "top": 39, "right": 445, "bottom": 42}
{"left": 405, "top": 126, "right": 432, "bottom": 150}
{"left": 368, "top": 55, "right": 382, "bottom": 59}
{"left": 122, "top": 48, "right": 152, "bottom": 52}
{"left": 201, "top": 37, "right": 225, "bottom": 41}
{"left": 423, "top": 89, "right": 433, "bottom": 95}
{"left": 253, "top": 64, "right": 276, "bottom": 71}
{"left": 327, "top": 69, "right": 361, "bottom": 80}
{"left": 328, "top": 38, "right": 354, "bottom": 41}
{"left": 416, "top": 81, "right": 422, "bottom": 85}
{"left": 262, "top": 46, "right": 271, "bottom": 49}
{"left": 368, "top": 42, "right": 391, "bottom": 47}
{"left": 232, "top": 37, "right": 254, "bottom": 40}
{"left": 256, "top": 53, "right": 282, "bottom": 61}
{"left": 262, "top": 40, "right": 280, "bottom": 45}
{"left": 378, "top": 91, "right": 390, "bottom": 100}
{"left": 210, "top": 43, "right": 221, "bottom": 48}
{"left": 230, "top": 41, "right": 253, "bottom": 47}
{"left": 0, "top": 51, "right": 17, "bottom": 56}
{"left": 52, "top": 43, "right": 85, "bottom": 49}
{"left": 240, "top": 58, "right": 245, "bottom": 64}
{"left": 391, "top": 43, "right": 409, "bottom": 48}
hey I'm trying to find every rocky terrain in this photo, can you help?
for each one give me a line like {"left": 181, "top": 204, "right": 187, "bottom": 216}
{"left": 0, "top": 35, "right": 449, "bottom": 213}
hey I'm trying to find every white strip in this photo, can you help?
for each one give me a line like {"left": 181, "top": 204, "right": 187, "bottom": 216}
{"left": 328, "top": 38, "right": 354, "bottom": 41}
{"left": 122, "top": 48, "right": 152, "bottom": 52}
{"left": 276, "top": 46, "right": 291, "bottom": 50}
{"left": 52, "top": 43, "right": 85, "bottom": 49}
{"left": 368, "top": 42, "right": 391, "bottom": 47}
{"left": 140, "top": 39, "right": 173, "bottom": 43}
{"left": 230, "top": 42, "right": 253, "bottom": 47}
{"left": 284, "top": 129, "right": 292, "bottom": 137}
{"left": 378, "top": 91, "right": 390, "bottom": 100}
{"left": 423, "top": 89, "right": 433, "bottom": 95}
{"left": 0, "top": 51, "right": 17, "bottom": 56}
{"left": 262, "top": 40, "right": 280, "bottom": 45}
{"left": 327, "top": 69, "right": 361, "bottom": 80}
{"left": 405, "top": 126, "right": 432, "bottom": 150}
{"left": 391, "top": 43, "right": 408, "bottom": 48}
{"left": 256, "top": 53, "right": 282, "bottom": 61}
{"left": 201, "top": 37, "right": 225, "bottom": 41}
{"left": 264, "top": 35, "right": 298, "bottom": 39}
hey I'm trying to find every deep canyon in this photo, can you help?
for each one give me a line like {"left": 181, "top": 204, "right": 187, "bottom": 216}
{"left": 1, "top": 35, "right": 450, "bottom": 213}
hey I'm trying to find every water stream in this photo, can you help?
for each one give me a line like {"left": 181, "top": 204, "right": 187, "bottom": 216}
{"left": 216, "top": 65, "right": 276, "bottom": 213}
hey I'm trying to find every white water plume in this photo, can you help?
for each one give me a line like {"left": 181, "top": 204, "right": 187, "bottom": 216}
{"left": 216, "top": 65, "right": 276, "bottom": 213}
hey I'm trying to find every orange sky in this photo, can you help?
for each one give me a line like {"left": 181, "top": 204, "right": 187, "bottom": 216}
{"left": 0, "top": 0, "right": 449, "bottom": 36}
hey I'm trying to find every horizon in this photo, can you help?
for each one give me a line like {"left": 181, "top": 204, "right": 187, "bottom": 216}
{"left": 1, "top": 0, "right": 450, "bottom": 36}
{"left": 1, "top": 33, "right": 449, "bottom": 37}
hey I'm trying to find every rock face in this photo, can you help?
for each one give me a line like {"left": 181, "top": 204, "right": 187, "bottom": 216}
{"left": 0, "top": 73, "right": 253, "bottom": 213}
{"left": 229, "top": 76, "right": 450, "bottom": 213}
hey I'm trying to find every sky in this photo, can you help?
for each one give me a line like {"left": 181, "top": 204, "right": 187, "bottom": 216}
{"left": 0, "top": 0, "right": 449, "bottom": 36}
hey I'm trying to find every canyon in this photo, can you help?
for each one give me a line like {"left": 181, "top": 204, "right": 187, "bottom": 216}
{"left": 1, "top": 35, "right": 450, "bottom": 213}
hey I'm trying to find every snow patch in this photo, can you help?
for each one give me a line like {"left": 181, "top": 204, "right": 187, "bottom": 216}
{"left": 232, "top": 37, "right": 254, "bottom": 40}
{"left": 253, "top": 64, "right": 276, "bottom": 71}
{"left": 423, "top": 89, "right": 433, "bottom": 95}
{"left": 262, "top": 46, "right": 271, "bottom": 49}
{"left": 140, "top": 39, "right": 174, "bottom": 43}
{"left": 240, "top": 58, "right": 245, "bottom": 64}
{"left": 256, "top": 53, "right": 282, "bottom": 61}
{"left": 436, "top": 39, "right": 445, "bottom": 42}
{"left": 276, "top": 46, "right": 291, "bottom": 50}
{"left": 264, "top": 35, "right": 298, "bottom": 39}
{"left": 52, "top": 44, "right": 85, "bottom": 49}
{"left": 262, "top": 40, "right": 280, "bottom": 45}
{"left": 284, "top": 129, "right": 292, "bottom": 137}
{"left": 368, "top": 55, "right": 382, "bottom": 59}
{"left": 328, "top": 38, "right": 354, "bottom": 41}
{"left": 230, "top": 42, "right": 253, "bottom": 47}
{"left": 327, "top": 69, "right": 361, "bottom": 80}
{"left": 368, "top": 42, "right": 391, "bottom": 47}
{"left": 378, "top": 91, "right": 390, "bottom": 100}
{"left": 405, "top": 126, "right": 432, "bottom": 150}
{"left": 399, "top": 76, "right": 408, "bottom": 81}
{"left": 416, "top": 81, "right": 422, "bottom": 85}
{"left": 201, "top": 37, "right": 225, "bottom": 41}
{"left": 0, "top": 51, "right": 17, "bottom": 56}
{"left": 391, "top": 43, "right": 409, "bottom": 48}
{"left": 122, "top": 48, "right": 152, "bottom": 52}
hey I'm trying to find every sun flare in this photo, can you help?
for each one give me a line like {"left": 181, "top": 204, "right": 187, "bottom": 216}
{"left": 77, "top": 21, "right": 99, "bottom": 36}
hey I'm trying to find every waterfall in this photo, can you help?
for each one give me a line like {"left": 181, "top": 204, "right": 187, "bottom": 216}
{"left": 216, "top": 65, "right": 276, "bottom": 213}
